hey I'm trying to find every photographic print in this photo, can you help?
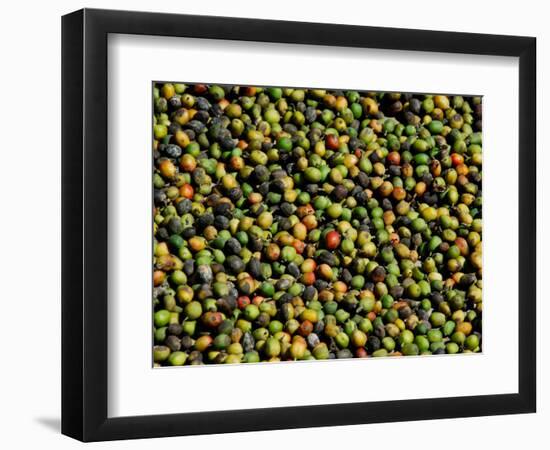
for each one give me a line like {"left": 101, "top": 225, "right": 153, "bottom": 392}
{"left": 152, "top": 83, "right": 482, "bottom": 367}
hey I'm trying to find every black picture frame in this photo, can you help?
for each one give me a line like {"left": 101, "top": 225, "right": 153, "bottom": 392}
{"left": 62, "top": 8, "right": 536, "bottom": 442}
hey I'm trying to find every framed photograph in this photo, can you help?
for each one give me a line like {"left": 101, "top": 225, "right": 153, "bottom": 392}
{"left": 62, "top": 8, "right": 536, "bottom": 442}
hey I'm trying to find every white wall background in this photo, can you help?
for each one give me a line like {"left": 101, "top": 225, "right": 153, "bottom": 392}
{"left": 0, "top": 0, "right": 545, "bottom": 448}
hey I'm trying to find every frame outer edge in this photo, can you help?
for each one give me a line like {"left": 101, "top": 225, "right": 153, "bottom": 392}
{"left": 518, "top": 37, "right": 537, "bottom": 412}
{"left": 61, "top": 9, "right": 85, "bottom": 441}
